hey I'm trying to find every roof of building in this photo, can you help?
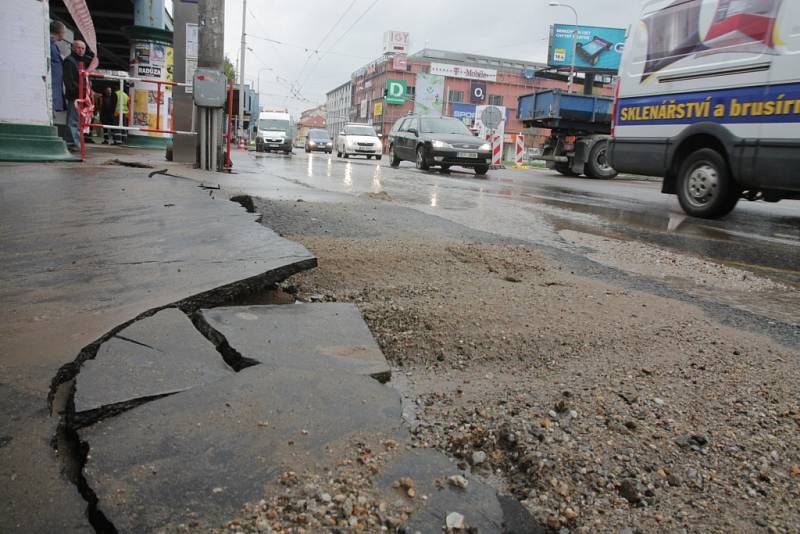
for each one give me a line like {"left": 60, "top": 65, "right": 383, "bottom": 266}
{"left": 326, "top": 79, "right": 353, "bottom": 97}
{"left": 409, "top": 48, "right": 547, "bottom": 72}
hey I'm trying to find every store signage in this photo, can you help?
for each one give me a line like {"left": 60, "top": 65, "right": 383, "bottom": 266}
{"left": 383, "top": 31, "right": 410, "bottom": 54}
{"left": 385, "top": 79, "right": 407, "bottom": 105}
{"left": 430, "top": 63, "right": 497, "bottom": 82}
{"left": 470, "top": 82, "right": 486, "bottom": 103}
{"left": 374, "top": 102, "right": 383, "bottom": 116}
{"left": 392, "top": 55, "right": 408, "bottom": 71}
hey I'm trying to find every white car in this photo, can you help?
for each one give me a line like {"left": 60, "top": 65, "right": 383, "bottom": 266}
{"left": 336, "top": 124, "right": 383, "bottom": 160}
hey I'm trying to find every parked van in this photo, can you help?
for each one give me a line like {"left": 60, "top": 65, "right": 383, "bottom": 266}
{"left": 256, "top": 110, "right": 294, "bottom": 155}
{"left": 609, "top": 0, "right": 800, "bottom": 218}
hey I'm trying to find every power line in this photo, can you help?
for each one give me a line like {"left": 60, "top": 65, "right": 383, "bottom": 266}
{"left": 292, "top": 0, "right": 383, "bottom": 101}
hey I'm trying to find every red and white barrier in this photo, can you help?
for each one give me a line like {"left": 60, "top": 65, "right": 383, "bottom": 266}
{"left": 515, "top": 134, "right": 525, "bottom": 166}
{"left": 491, "top": 131, "right": 503, "bottom": 167}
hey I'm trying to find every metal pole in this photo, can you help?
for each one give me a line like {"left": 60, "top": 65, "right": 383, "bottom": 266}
{"left": 197, "top": 0, "right": 225, "bottom": 170}
{"left": 238, "top": 0, "right": 247, "bottom": 142}
{"left": 567, "top": 4, "right": 578, "bottom": 94}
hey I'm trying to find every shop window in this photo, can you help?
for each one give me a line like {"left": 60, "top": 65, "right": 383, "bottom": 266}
{"left": 488, "top": 95, "right": 504, "bottom": 106}
{"left": 448, "top": 90, "right": 464, "bottom": 103}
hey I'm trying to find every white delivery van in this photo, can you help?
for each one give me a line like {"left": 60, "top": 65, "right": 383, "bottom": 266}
{"left": 256, "top": 110, "right": 294, "bottom": 154}
{"left": 609, "top": 0, "right": 800, "bottom": 218}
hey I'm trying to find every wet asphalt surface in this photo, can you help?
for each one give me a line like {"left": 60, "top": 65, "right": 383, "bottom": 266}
{"left": 233, "top": 150, "right": 799, "bottom": 347}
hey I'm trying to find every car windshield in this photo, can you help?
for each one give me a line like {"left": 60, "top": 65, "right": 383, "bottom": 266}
{"left": 420, "top": 118, "right": 472, "bottom": 135}
{"left": 259, "top": 119, "right": 290, "bottom": 132}
{"left": 309, "top": 130, "right": 330, "bottom": 140}
{"left": 344, "top": 125, "right": 376, "bottom": 136}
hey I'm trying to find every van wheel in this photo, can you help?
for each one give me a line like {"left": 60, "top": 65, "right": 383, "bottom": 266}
{"left": 677, "top": 148, "right": 740, "bottom": 219}
{"left": 585, "top": 140, "right": 618, "bottom": 179}
{"left": 390, "top": 146, "right": 401, "bottom": 167}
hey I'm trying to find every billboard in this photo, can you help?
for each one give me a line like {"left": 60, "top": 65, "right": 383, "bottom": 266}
{"left": 548, "top": 24, "right": 626, "bottom": 73}
{"left": 414, "top": 72, "right": 444, "bottom": 116}
{"left": 383, "top": 31, "right": 410, "bottom": 54}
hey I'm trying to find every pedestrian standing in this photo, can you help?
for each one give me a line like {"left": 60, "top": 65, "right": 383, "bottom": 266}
{"left": 99, "top": 87, "right": 117, "bottom": 144}
{"left": 62, "top": 40, "right": 89, "bottom": 151}
{"left": 50, "top": 22, "right": 66, "bottom": 115}
{"left": 114, "top": 83, "right": 130, "bottom": 144}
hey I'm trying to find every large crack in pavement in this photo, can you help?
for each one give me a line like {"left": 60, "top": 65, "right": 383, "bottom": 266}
{"left": 45, "top": 196, "right": 318, "bottom": 533}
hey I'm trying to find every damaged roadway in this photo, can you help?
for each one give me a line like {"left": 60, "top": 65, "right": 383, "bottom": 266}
{"left": 2, "top": 152, "right": 544, "bottom": 533}
{"left": 0, "top": 161, "right": 315, "bottom": 532}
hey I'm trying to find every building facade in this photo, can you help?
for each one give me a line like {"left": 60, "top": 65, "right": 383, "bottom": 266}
{"left": 325, "top": 81, "right": 352, "bottom": 142}
{"left": 338, "top": 48, "right": 615, "bottom": 157}
{"left": 295, "top": 104, "right": 326, "bottom": 145}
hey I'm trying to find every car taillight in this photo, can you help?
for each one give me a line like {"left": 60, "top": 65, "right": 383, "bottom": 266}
{"left": 611, "top": 79, "right": 621, "bottom": 138}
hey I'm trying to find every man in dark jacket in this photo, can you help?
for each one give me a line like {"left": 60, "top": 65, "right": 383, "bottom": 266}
{"left": 50, "top": 21, "right": 66, "bottom": 114}
{"left": 63, "top": 40, "right": 89, "bottom": 150}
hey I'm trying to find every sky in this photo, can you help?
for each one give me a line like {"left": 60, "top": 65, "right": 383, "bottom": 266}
{"left": 223, "top": 0, "right": 642, "bottom": 116}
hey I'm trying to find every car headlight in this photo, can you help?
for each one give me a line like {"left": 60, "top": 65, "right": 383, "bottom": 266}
{"left": 376, "top": 141, "right": 383, "bottom": 151}
{"left": 309, "top": 141, "right": 316, "bottom": 146}
{"left": 431, "top": 140, "right": 451, "bottom": 149}
{"left": 479, "top": 142, "right": 491, "bottom": 151}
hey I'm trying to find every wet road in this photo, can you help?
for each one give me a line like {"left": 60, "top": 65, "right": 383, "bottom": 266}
{"left": 234, "top": 150, "right": 800, "bottom": 287}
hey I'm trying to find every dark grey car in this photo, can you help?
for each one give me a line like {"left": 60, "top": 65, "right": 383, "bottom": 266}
{"left": 387, "top": 115, "right": 492, "bottom": 175}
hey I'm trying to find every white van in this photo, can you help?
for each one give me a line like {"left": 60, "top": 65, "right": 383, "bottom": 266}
{"left": 610, "top": 0, "right": 800, "bottom": 218}
{"left": 256, "top": 110, "right": 294, "bottom": 154}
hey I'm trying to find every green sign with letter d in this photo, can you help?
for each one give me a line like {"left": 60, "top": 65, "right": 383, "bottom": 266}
{"left": 385, "top": 79, "right": 407, "bottom": 105}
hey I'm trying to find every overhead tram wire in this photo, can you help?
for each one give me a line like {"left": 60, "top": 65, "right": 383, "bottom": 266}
{"left": 292, "top": 0, "right": 383, "bottom": 101}
{"left": 276, "top": 0, "right": 359, "bottom": 106}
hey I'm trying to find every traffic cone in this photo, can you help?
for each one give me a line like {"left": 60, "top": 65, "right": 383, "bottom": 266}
{"left": 238, "top": 138, "right": 246, "bottom": 151}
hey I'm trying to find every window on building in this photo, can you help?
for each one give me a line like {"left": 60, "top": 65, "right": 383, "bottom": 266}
{"left": 448, "top": 90, "right": 464, "bottom": 103}
{"left": 408, "top": 86, "right": 416, "bottom": 96}
{"left": 488, "top": 95, "right": 504, "bottom": 106}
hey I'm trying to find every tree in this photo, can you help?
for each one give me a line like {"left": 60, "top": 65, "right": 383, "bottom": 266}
{"left": 223, "top": 56, "right": 236, "bottom": 83}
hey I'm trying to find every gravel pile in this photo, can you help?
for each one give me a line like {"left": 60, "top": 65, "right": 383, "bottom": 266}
{"left": 282, "top": 235, "right": 799, "bottom": 533}
{"left": 212, "top": 439, "right": 415, "bottom": 534}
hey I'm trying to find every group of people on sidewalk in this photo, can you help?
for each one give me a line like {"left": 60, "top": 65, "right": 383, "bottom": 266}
{"left": 50, "top": 21, "right": 129, "bottom": 151}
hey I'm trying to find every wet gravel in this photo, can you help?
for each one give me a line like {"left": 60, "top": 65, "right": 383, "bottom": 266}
{"left": 258, "top": 198, "right": 800, "bottom": 533}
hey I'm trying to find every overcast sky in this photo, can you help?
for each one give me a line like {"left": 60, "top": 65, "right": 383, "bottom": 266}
{"left": 223, "top": 0, "right": 641, "bottom": 116}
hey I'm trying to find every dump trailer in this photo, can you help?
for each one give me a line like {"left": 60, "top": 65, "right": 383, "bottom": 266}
{"left": 518, "top": 89, "right": 617, "bottom": 179}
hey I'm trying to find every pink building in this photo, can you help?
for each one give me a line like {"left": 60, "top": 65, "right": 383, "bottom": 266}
{"left": 345, "top": 48, "right": 615, "bottom": 154}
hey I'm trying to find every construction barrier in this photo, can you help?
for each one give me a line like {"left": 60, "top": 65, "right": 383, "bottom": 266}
{"left": 491, "top": 131, "right": 503, "bottom": 167}
{"left": 515, "top": 134, "right": 525, "bottom": 166}
{"left": 76, "top": 64, "right": 196, "bottom": 161}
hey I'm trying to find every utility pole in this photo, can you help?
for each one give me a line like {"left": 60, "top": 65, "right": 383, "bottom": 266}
{"left": 238, "top": 0, "right": 247, "bottom": 142}
{"left": 197, "top": 0, "right": 225, "bottom": 170}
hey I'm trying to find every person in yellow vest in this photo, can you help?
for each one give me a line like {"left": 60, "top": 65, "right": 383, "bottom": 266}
{"left": 113, "top": 84, "right": 129, "bottom": 144}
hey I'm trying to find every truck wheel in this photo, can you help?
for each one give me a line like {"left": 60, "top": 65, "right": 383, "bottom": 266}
{"left": 390, "top": 145, "right": 401, "bottom": 167}
{"left": 677, "top": 148, "right": 740, "bottom": 219}
{"left": 585, "top": 140, "right": 618, "bottom": 179}
{"left": 416, "top": 146, "right": 430, "bottom": 171}
{"left": 554, "top": 162, "right": 579, "bottom": 177}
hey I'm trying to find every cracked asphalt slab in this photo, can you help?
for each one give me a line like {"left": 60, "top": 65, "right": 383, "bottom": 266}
{"left": 0, "top": 161, "right": 315, "bottom": 532}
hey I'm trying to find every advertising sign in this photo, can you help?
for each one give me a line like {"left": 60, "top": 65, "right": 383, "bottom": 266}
{"left": 385, "top": 79, "right": 407, "bottom": 105}
{"left": 360, "top": 98, "right": 368, "bottom": 119}
{"left": 392, "top": 55, "right": 408, "bottom": 71}
{"left": 451, "top": 103, "right": 476, "bottom": 124}
{"left": 414, "top": 73, "right": 444, "bottom": 116}
{"left": 130, "top": 41, "right": 173, "bottom": 138}
{"left": 548, "top": 24, "right": 626, "bottom": 73}
{"left": 470, "top": 82, "right": 486, "bottom": 104}
{"left": 373, "top": 101, "right": 383, "bottom": 117}
{"left": 383, "top": 31, "right": 410, "bottom": 54}
{"left": 430, "top": 63, "right": 497, "bottom": 82}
